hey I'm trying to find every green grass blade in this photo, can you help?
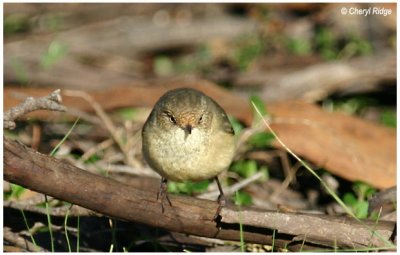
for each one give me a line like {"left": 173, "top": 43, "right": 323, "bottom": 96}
{"left": 76, "top": 215, "right": 80, "bottom": 252}
{"left": 64, "top": 204, "right": 73, "bottom": 252}
{"left": 235, "top": 191, "right": 245, "bottom": 252}
{"left": 251, "top": 101, "right": 395, "bottom": 249}
{"left": 50, "top": 118, "right": 80, "bottom": 156}
{"left": 20, "top": 209, "right": 38, "bottom": 251}
{"left": 45, "top": 195, "right": 55, "bottom": 252}
{"left": 46, "top": 118, "right": 79, "bottom": 251}
{"left": 300, "top": 234, "right": 306, "bottom": 252}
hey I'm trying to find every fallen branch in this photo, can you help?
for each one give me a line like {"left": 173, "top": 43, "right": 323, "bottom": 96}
{"left": 4, "top": 137, "right": 395, "bottom": 251}
{"left": 4, "top": 89, "right": 66, "bottom": 130}
{"left": 235, "top": 52, "right": 396, "bottom": 102}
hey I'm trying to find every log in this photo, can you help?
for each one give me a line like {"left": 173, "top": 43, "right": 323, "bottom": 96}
{"left": 4, "top": 137, "right": 396, "bottom": 251}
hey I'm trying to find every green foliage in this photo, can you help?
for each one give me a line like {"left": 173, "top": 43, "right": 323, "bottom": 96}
{"left": 230, "top": 159, "right": 257, "bottom": 178}
{"left": 315, "top": 27, "right": 337, "bottom": 60}
{"left": 153, "top": 56, "right": 174, "bottom": 76}
{"left": 40, "top": 41, "right": 68, "bottom": 70}
{"left": 228, "top": 116, "right": 244, "bottom": 135}
{"left": 380, "top": 109, "right": 396, "bottom": 128}
{"left": 323, "top": 97, "right": 395, "bottom": 129}
{"left": 233, "top": 35, "right": 265, "bottom": 71}
{"left": 315, "top": 27, "right": 373, "bottom": 60}
{"left": 342, "top": 181, "right": 376, "bottom": 219}
{"left": 247, "top": 131, "right": 275, "bottom": 148}
{"left": 233, "top": 190, "right": 253, "bottom": 206}
{"left": 84, "top": 154, "right": 101, "bottom": 164}
{"left": 4, "top": 13, "right": 31, "bottom": 35}
{"left": 353, "top": 181, "right": 376, "bottom": 199}
{"left": 322, "top": 97, "right": 376, "bottom": 115}
{"left": 152, "top": 35, "right": 266, "bottom": 76}
{"left": 230, "top": 159, "right": 269, "bottom": 181}
{"left": 6, "top": 183, "right": 27, "bottom": 199}
{"left": 286, "top": 38, "right": 312, "bottom": 56}
{"left": 339, "top": 34, "right": 373, "bottom": 58}
{"left": 258, "top": 166, "right": 270, "bottom": 182}
{"left": 116, "top": 108, "right": 138, "bottom": 121}
{"left": 168, "top": 180, "right": 210, "bottom": 195}
{"left": 343, "top": 193, "right": 369, "bottom": 219}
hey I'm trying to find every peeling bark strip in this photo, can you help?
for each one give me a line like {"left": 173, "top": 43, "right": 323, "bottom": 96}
{"left": 3, "top": 137, "right": 395, "bottom": 251}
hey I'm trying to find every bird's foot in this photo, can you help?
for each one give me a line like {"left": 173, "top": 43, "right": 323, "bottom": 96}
{"left": 157, "top": 177, "right": 172, "bottom": 213}
{"left": 213, "top": 193, "right": 226, "bottom": 222}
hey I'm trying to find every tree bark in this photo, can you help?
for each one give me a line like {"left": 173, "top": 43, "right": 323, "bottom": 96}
{"left": 3, "top": 137, "right": 396, "bottom": 251}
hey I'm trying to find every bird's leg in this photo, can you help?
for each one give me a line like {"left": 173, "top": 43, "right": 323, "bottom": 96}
{"left": 213, "top": 176, "right": 226, "bottom": 221}
{"left": 157, "top": 177, "right": 172, "bottom": 213}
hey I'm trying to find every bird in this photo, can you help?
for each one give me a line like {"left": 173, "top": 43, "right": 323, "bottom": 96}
{"left": 142, "top": 87, "right": 236, "bottom": 220}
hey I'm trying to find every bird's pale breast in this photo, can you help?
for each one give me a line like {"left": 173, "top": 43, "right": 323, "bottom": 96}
{"left": 143, "top": 126, "right": 234, "bottom": 182}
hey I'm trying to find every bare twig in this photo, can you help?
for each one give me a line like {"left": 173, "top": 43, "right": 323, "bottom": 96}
{"left": 4, "top": 227, "right": 48, "bottom": 252}
{"left": 80, "top": 138, "right": 114, "bottom": 162}
{"left": 271, "top": 161, "right": 302, "bottom": 200}
{"left": 368, "top": 186, "right": 397, "bottom": 216}
{"left": 198, "top": 171, "right": 265, "bottom": 200}
{"left": 63, "top": 90, "right": 140, "bottom": 169}
{"left": 4, "top": 89, "right": 66, "bottom": 130}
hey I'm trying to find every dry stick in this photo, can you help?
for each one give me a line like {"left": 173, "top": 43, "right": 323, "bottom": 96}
{"left": 271, "top": 161, "right": 302, "bottom": 201}
{"left": 277, "top": 150, "right": 297, "bottom": 184}
{"left": 198, "top": 171, "right": 265, "bottom": 200}
{"left": 4, "top": 227, "right": 48, "bottom": 252}
{"left": 4, "top": 89, "right": 66, "bottom": 129}
{"left": 63, "top": 90, "right": 140, "bottom": 169}
{"left": 157, "top": 232, "right": 227, "bottom": 250}
{"left": 4, "top": 137, "right": 395, "bottom": 251}
{"left": 80, "top": 138, "right": 114, "bottom": 162}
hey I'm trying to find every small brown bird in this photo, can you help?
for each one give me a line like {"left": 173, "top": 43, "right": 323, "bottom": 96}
{"left": 142, "top": 88, "right": 236, "bottom": 220}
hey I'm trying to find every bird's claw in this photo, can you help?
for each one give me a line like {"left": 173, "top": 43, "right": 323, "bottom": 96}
{"left": 158, "top": 178, "right": 172, "bottom": 213}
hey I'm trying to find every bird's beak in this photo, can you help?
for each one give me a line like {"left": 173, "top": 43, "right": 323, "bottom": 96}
{"left": 185, "top": 124, "right": 192, "bottom": 135}
{"left": 182, "top": 124, "right": 192, "bottom": 141}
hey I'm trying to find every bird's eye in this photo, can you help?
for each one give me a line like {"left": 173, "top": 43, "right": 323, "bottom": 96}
{"left": 164, "top": 112, "right": 176, "bottom": 124}
{"left": 162, "top": 111, "right": 176, "bottom": 124}
{"left": 198, "top": 115, "right": 203, "bottom": 124}
{"left": 169, "top": 115, "right": 176, "bottom": 124}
